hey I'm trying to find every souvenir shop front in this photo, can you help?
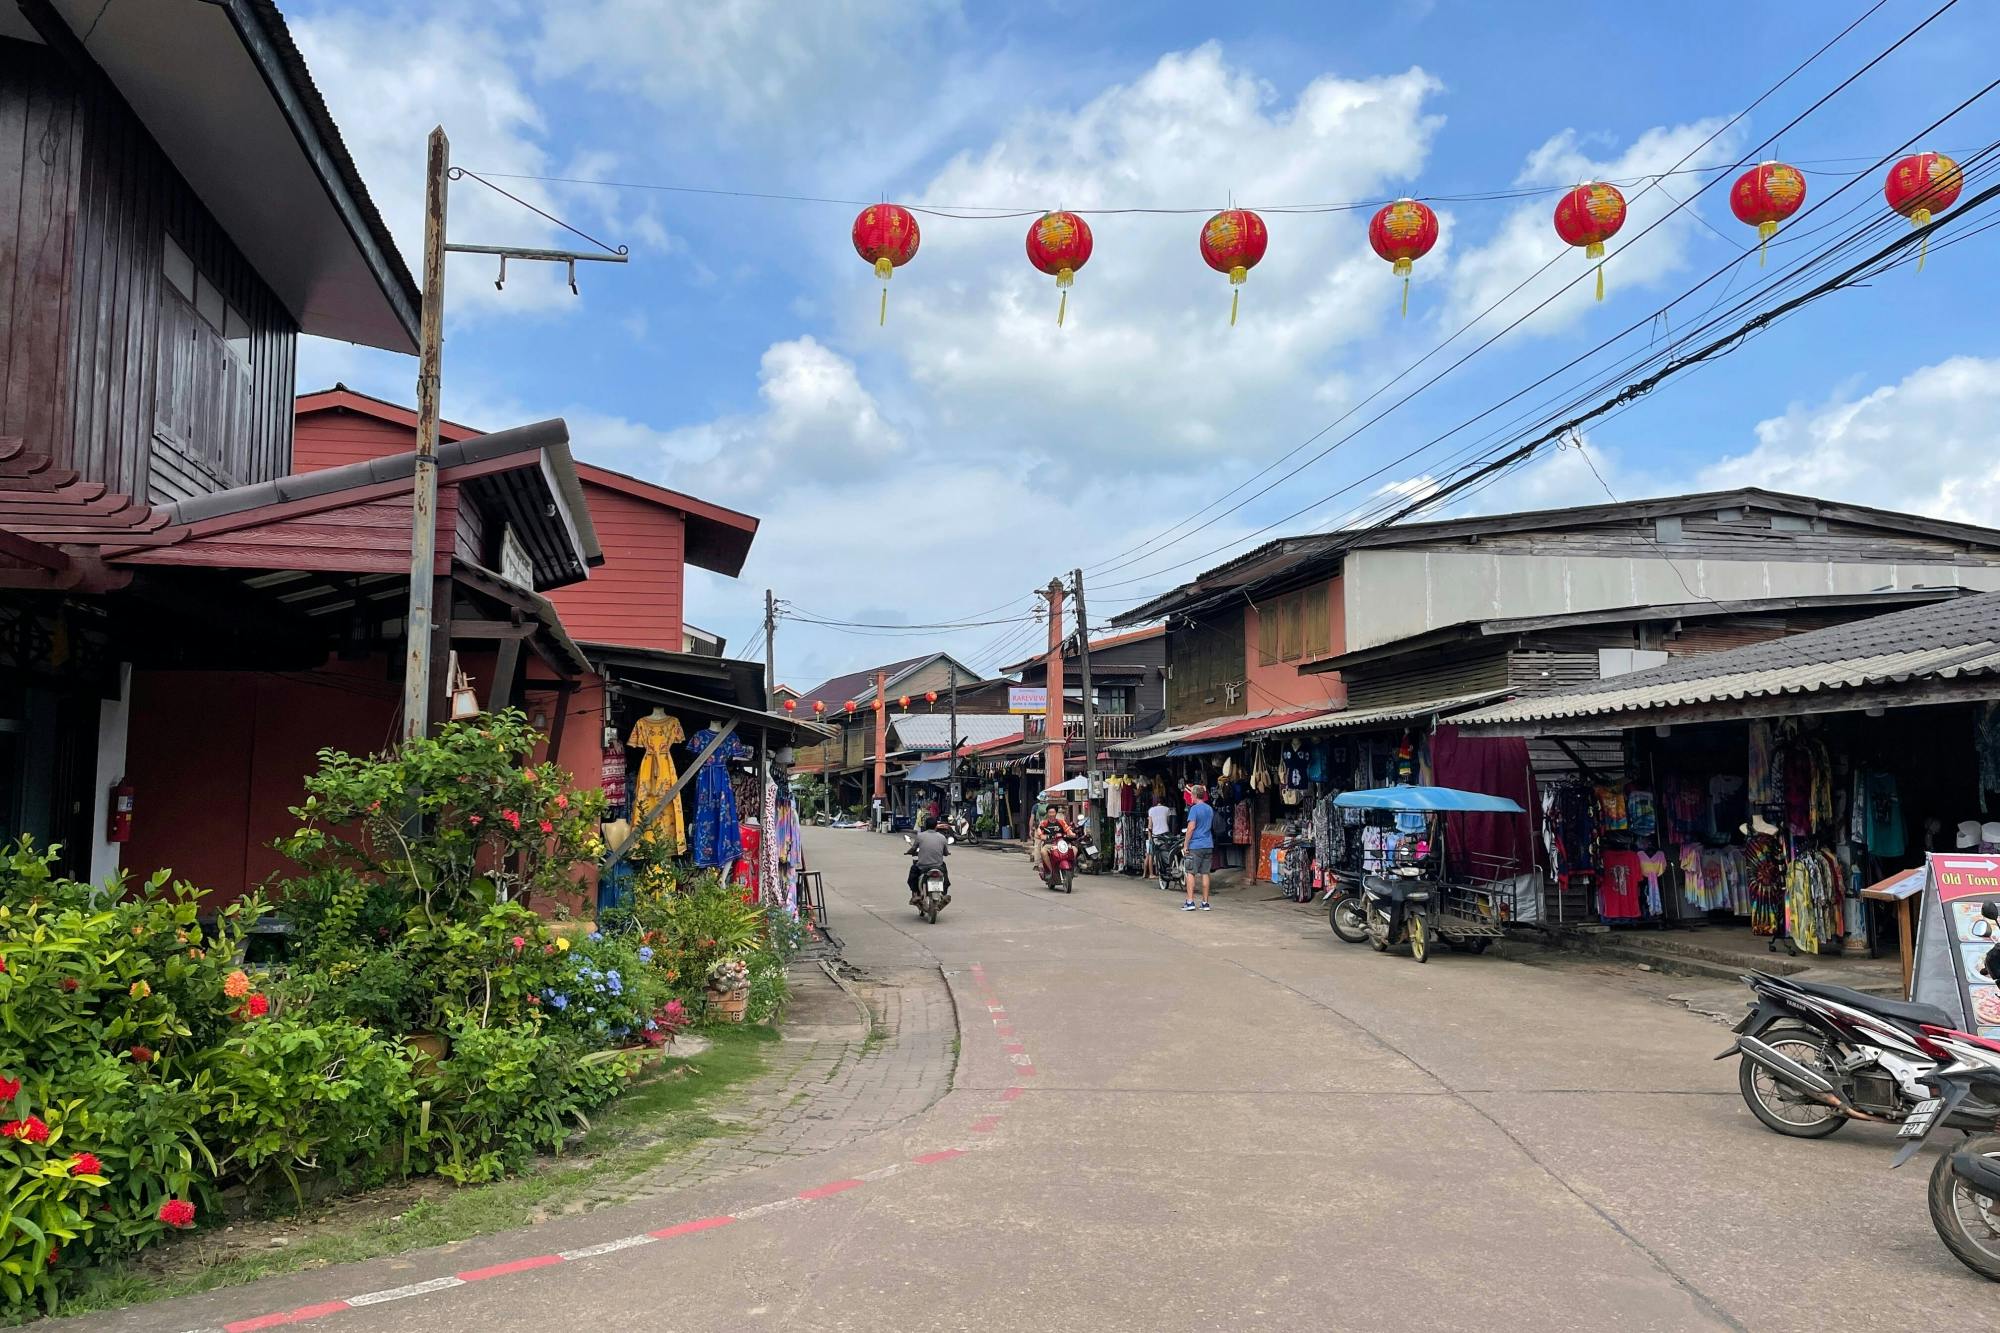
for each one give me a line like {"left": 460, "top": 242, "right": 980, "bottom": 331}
{"left": 1518, "top": 702, "right": 1998, "bottom": 962}
{"left": 594, "top": 675, "right": 832, "bottom": 922}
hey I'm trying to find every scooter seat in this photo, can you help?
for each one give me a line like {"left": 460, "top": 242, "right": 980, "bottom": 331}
{"left": 1786, "top": 976, "right": 1954, "bottom": 1029}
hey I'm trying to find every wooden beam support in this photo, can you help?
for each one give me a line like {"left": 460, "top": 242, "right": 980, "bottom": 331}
{"left": 488, "top": 636, "right": 523, "bottom": 712}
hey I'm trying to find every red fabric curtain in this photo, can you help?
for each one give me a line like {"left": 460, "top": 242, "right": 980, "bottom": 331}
{"left": 1429, "top": 724, "right": 1543, "bottom": 876}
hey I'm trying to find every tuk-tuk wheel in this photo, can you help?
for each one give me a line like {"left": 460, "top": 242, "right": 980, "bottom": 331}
{"left": 1408, "top": 915, "right": 1430, "bottom": 963}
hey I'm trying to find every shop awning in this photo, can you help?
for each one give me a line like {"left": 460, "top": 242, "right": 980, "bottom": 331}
{"left": 1167, "top": 738, "right": 1248, "bottom": 758}
{"left": 608, "top": 679, "right": 833, "bottom": 744}
{"left": 905, "top": 759, "right": 952, "bottom": 782}
{"left": 1250, "top": 689, "right": 1512, "bottom": 738}
{"left": 1110, "top": 708, "right": 1319, "bottom": 760}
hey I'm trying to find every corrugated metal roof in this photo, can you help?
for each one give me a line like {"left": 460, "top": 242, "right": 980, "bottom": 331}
{"left": 1455, "top": 592, "right": 2000, "bottom": 726}
{"left": 1107, "top": 717, "right": 1237, "bottom": 758}
{"left": 887, "top": 714, "right": 1026, "bottom": 751}
{"left": 1250, "top": 689, "right": 1511, "bottom": 737}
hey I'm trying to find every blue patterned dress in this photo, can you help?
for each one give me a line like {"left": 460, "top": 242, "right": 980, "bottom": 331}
{"left": 688, "top": 728, "right": 750, "bottom": 868}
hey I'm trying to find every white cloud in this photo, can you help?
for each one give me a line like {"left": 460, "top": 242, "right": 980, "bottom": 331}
{"left": 1444, "top": 120, "right": 1741, "bottom": 336}
{"left": 535, "top": 0, "right": 962, "bottom": 135}
{"left": 1698, "top": 356, "right": 2000, "bottom": 522}
{"left": 864, "top": 44, "right": 1444, "bottom": 480}
{"left": 291, "top": 10, "right": 584, "bottom": 318}
{"left": 654, "top": 337, "right": 906, "bottom": 492}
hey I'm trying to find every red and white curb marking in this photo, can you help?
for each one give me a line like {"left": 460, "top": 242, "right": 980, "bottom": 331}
{"left": 180, "top": 963, "right": 1030, "bottom": 1333}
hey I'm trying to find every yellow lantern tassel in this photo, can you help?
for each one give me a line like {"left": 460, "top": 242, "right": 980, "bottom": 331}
{"left": 1758, "top": 219, "right": 1777, "bottom": 268}
{"left": 1057, "top": 289, "right": 1067, "bottom": 327}
{"left": 1228, "top": 264, "right": 1246, "bottom": 327}
{"left": 879, "top": 285, "right": 889, "bottom": 326}
{"left": 1596, "top": 262, "right": 1605, "bottom": 302}
{"left": 1055, "top": 266, "right": 1074, "bottom": 327}
{"left": 1911, "top": 209, "right": 1933, "bottom": 273}
{"left": 1401, "top": 275, "right": 1411, "bottom": 319}
{"left": 1392, "top": 256, "right": 1413, "bottom": 320}
{"left": 1230, "top": 288, "right": 1240, "bottom": 327}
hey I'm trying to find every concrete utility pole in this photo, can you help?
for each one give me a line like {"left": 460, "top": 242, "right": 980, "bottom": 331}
{"left": 947, "top": 659, "right": 960, "bottom": 814}
{"left": 399, "top": 125, "right": 628, "bottom": 743}
{"left": 1043, "top": 577, "right": 1066, "bottom": 788}
{"left": 401, "top": 128, "right": 450, "bottom": 743}
{"left": 1072, "top": 567, "right": 1096, "bottom": 799}
{"left": 763, "top": 589, "right": 777, "bottom": 707}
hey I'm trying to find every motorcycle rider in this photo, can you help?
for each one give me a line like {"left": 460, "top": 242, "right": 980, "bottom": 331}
{"left": 907, "top": 814, "right": 950, "bottom": 903}
{"left": 1032, "top": 803, "right": 1076, "bottom": 883}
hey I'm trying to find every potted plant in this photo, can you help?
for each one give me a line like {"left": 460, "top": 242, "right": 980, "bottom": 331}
{"left": 706, "top": 957, "right": 750, "bottom": 1023}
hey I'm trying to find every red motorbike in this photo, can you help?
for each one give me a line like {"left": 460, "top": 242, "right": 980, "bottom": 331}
{"left": 1039, "top": 836, "right": 1079, "bottom": 894}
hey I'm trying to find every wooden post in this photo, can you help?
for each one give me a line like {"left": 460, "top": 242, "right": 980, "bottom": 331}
{"left": 402, "top": 126, "right": 450, "bottom": 742}
{"left": 1899, "top": 896, "right": 1915, "bottom": 1000}
{"left": 872, "top": 668, "right": 888, "bottom": 809}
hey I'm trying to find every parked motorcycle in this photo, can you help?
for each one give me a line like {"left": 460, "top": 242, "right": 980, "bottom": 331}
{"left": 1040, "top": 836, "right": 1079, "bottom": 894}
{"left": 1884, "top": 1024, "right": 2000, "bottom": 1282}
{"left": 1327, "top": 869, "right": 1369, "bottom": 944}
{"left": 1363, "top": 869, "right": 1433, "bottom": 961}
{"left": 903, "top": 833, "right": 953, "bottom": 924}
{"left": 1718, "top": 970, "right": 2000, "bottom": 1138}
{"left": 948, "top": 812, "right": 978, "bottom": 845}
{"left": 1152, "top": 835, "right": 1185, "bottom": 895}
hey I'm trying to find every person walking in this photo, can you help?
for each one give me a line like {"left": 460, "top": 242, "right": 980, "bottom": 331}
{"left": 1182, "top": 784, "right": 1215, "bottom": 911}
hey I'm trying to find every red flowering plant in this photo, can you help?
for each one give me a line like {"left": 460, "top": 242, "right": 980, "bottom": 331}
{"left": 0, "top": 839, "right": 255, "bottom": 1308}
{"left": 0, "top": 1096, "right": 109, "bottom": 1312}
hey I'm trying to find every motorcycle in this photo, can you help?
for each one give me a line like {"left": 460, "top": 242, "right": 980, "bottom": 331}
{"left": 948, "top": 812, "right": 978, "bottom": 845}
{"left": 1363, "top": 868, "right": 1433, "bottom": 960}
{"left": 903, "top": 833, "right": 953, "bottom": 924}
{"left": 1326, "top": 868, "right": 1369, "bottom": 945}
{"left": 1717, "top": 970, "right": 2000, "bottom": 1139}
{"left": 1152, "top": 835, "right": 1186, "bottom": 895}
{"left": 1884, "top": 1023, "right": 2000, "bottom": 1283}
{"left": 1040, "top": 836, "right": 1079, "bottom": 894}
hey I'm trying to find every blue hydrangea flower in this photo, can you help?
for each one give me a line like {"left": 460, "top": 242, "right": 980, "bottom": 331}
{"left": 638, "top": 947, "right": 654, "bottom": 963}
{"left": 549, "top": 993, "right": 569, "bottom": 1011}
{"left": 589, "top": 931, "right": 602, "bottom": 943}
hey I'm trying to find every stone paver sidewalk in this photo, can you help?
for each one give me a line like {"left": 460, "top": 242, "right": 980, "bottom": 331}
{"left": 576, "top": 963, "right": 955, "bottom": 1210}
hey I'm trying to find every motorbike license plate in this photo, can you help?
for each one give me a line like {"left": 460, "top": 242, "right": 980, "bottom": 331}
{"left": 1899, "top": 1098, "right": 1944, "bottom": 1138}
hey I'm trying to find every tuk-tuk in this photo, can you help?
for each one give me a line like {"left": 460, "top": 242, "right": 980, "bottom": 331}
{"left": 1333, "top": 785, "right": 1527, "bottom": 964}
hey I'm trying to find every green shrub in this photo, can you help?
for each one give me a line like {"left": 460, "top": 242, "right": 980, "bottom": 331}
{"left": 417, "top": 1020, "right": 634, "bottom": 1184}
{"left": 206, "top": 1017, "right": 418, "bottom": 1205}
{"left": 0, "top": 1097, "right": 108, "bottom": 1312}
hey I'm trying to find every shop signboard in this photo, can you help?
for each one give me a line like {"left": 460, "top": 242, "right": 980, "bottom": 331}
{"left": 1911, "top": 852, "right": 2000, "bottom": 1040}
{"left": 1009, "top": 687, "right": 1047, "bottom": 715}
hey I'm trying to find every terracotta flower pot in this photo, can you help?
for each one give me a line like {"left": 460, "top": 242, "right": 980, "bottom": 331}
{"left": 403, "top": 1032, "right": 448, "bottom": 1073}
{"left": 706, "top": 988, "right": 749, "bottom": 1023}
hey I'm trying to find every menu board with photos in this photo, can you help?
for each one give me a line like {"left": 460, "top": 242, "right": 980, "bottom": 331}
{"left": 1911, "top": 853, "right": 2000, "bottom": 1039}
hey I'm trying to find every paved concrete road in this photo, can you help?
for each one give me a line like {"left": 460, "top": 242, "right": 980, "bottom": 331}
{"left": 73, "top": 833, "right": 1997, "bottom": 1332}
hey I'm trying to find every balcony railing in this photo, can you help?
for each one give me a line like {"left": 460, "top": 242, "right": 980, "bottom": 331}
{"left": 1023, "top": 713, "right": 1136, "bottom": 741}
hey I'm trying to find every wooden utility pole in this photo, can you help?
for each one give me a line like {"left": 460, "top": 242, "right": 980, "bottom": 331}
{"left": 398, "top": 126, "right": 628, "bottom": 744}
{"left": 1072, "top": 567, "right": 1096, "bottom": 797}
{"left": 947, "top": 659, "right": 960, "bottom": 814}
{"left": 872, "top": 668, "right": 889, "bottom": 812}
{"left": 402, "top": 127, "right": 450, "bottom": 742}
{"left": 1043, "top": 578, "right": 1066, "bottom": 789}
{"left": 763, "top": 589, "right": 777, "bottom": 707}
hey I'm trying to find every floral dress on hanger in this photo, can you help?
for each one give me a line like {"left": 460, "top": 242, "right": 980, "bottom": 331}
{"left": 688, "top": 726, "right": 752, "bottom": 868}
{"left": 627, "top": 713, "right": 687, "bottom": 853}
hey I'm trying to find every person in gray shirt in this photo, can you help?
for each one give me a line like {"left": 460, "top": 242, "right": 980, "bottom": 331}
{"left": 907, "top": 815, "right": 951, "bottom": 902}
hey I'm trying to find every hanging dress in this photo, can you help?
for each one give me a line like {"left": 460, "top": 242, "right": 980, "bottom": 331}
{"left": 688, "top": 727, "right": 751, "bottom": 868}
{"left": 627, "top": 714, "right": 687, "bottom": 853}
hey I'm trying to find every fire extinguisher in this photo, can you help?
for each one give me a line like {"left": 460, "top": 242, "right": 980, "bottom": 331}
{"left": 107, "top": 779, "right": 134, "bottom": 843}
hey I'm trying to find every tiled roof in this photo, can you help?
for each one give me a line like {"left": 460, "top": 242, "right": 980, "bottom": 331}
{"left": 1456, "top": 591, "right": 2000, "bottom": 726}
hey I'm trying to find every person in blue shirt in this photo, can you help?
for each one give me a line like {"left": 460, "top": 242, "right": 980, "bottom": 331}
{"left": 1182, "top": 784, "right": 1215, "bottom": 911}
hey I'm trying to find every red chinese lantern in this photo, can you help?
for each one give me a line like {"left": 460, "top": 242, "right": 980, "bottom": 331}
{"left": 898, "top": 695, "right": 911, "bottom": 710}
{"left": 1367, "top": 199, "right": 1440, "bottom": 318}
{"left": 852, "top": 204, "right": 921, "bottom": 325}
{"left": 1884, "top": 152, "right": 1962, "bottom": 272}
{"left": 1198, "top": 208, "right": 1269, "bottom": 326}
{"left": 1729, "top": 162, "right": 1806, "bottom": 265}
{"left": 782, "top": 698, "right": 797, "bottom": 713}
{"left": 812, "top": 700, "right": 826, "bottom": 716}
{"left": 925, "top": 690, "right": 938, "bottom": 704}
{"left": 843, "top": 700, "right": 857, "bottom": 715}
{"left": 1553, "top": 182, "right": 1628, "bottom": 301}
{"left": 1026, "top": 211, "right": 1094, "bottom": 327}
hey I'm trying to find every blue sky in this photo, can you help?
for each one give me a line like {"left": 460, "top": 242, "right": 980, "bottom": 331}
{"left": 288, "top": 0, "right": 2000, "bottom": 689}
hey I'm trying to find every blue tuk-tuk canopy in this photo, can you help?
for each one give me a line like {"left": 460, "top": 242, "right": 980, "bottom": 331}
{"left": 1333, "top": 785, "right": 1526, "bottom": 814}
